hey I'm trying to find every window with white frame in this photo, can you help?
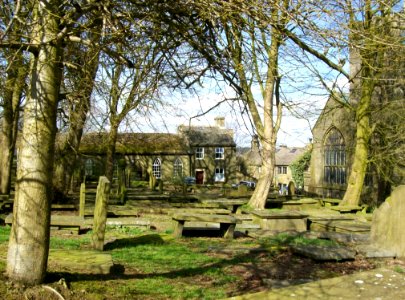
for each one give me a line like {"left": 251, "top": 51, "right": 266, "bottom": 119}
{"left": 152, "top": 158, "right": 162, "bottom": 179}
{"left": 196, "top": 147, "right": 204, "bottom": 159}
{"left": 215, "top": 147, "right": 224, "bottom": 159}
{"left": 214, "top": 167, "right": 225, "bottom": 182}
{"left": 277, "top": 166, "right": 287, "bottom": 174}
{"left": 173, "top": 157, "right": 183, "bottom": 178}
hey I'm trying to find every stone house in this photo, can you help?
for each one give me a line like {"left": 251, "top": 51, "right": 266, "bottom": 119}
{"left": 274, "top": 145, "right": 306, "bottom": 194}
{"left": 237, "top": 136, "right": 306, "bottom": 192}
{"left": 77, "top": 117, "right": 238, "bottom": 186}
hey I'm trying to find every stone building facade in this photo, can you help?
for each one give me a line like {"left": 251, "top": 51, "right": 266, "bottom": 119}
{"left": 77, "top": 117, "right": 238, "bottom": 186}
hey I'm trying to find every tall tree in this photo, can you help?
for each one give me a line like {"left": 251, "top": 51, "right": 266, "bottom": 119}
{"left": 154, "top": 0, "right": 295, "bottom": 209}
{"left": 340, "top": 0, "right": 404, "bottom": 206}
{"left": 277, "top": 0, "right": 403, "bottom": 205}
{"left": 93, "top": 39, "right": 166, "bottom": 183}
{"left": 0, "top": 1, "right": 28, "bottom": 195}
{"left": 5, "top": 0, "right": 64, "bottom": 284}
{"left": 53, "top": 21, "right": 102, "bottom": 197}
{"left": 0, "top": 50, "right": 26, "bottom": 195}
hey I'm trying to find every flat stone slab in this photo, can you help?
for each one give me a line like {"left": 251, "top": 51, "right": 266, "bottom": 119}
{"left": 172, "top": 213, "right": 242, "bottom": 224}
{"left": 356, "top": 244, "right": 397, "bottom": 258}
{"left": 251, "top": 210, "right": 308, "bottom": 219}
{"left": 310, "top": 220, "right": 371, "bottom": 233}
{"left": 226, "top": 268, "right": 405, "bottom": 299}
{"left": 291, "top": 244, "right": 356, "bottom": 261}
{"left": 48, "top": 249, "right": 113, "bottom": 274}
{"left": 106, "top": 217, "right": 150, "bottom": 227}
{"left": 6, "top": 214, "right": 86, "bottom": 229}
{"left": 303, "top": 231, "right": 370, "bottom": 244}
{"left": 331, "top": 205, "right": 364, "bottom": 213}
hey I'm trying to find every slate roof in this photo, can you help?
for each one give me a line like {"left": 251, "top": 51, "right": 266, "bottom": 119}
{"left": 239, "top": 145, "right": 306, "bottom": 166}
{"left": 275, "top": 146, "right": 306, "bottom": 165}
{"left": 79, "top": 132, "right": 190, "bottom": 155}
{"left": 178, "top": 125, "right": 235, "bottom": 147}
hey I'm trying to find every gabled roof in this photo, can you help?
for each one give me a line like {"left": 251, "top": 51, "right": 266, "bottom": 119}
{"left": 79, "top": 132, "right": 190, "bottom": 155}
{"left": 178, "top": 125, "right": 236, "bottom": 147}
{"left": 275, "top": 146, "right": 306, "bottom": 165}
{"left": 240, "top": 145, "right": 307, "bottom": 167}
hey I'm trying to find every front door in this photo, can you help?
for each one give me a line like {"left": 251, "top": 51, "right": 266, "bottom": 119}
{"left": 195, "top": 171, "right": 204, "bottom": 184}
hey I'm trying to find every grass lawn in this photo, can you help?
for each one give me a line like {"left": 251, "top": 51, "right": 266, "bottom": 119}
{"left": 0, "top": 225, "right": 376, "bottom": 299}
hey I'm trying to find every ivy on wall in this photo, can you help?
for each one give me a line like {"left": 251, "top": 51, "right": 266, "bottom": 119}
{"left": 290, "top": 148, "right": 312, "bottom": 189}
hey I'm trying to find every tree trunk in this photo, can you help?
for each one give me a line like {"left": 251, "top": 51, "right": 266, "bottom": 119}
{"left": 248, "top": 142, "right": 275, "bottom": 209}
{"left": 7, "top": 0, "right": 63, "bottom": 285}
{"left": 247, "top": 14, "right": 282, "bottom": 210}
{"left": 0, "top": 53, "right": 26, "bottom": 194}
{"left": 53, "top": 28, "right": 101, "bottom": 196}
{"left": 105, "top": 124, "right": 119, "bottom": 184}
{"left": 53, "top": 85, "right": 93, "bottom": 197}
{"left": 340, "top": 78, "right": 374, "bottom": 207}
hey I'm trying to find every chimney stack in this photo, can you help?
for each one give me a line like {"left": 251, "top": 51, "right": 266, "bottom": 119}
{"left": 214, "top": 116, "right": 225, "bottom": 128}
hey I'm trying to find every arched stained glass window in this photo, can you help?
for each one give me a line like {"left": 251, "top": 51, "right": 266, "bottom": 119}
{"left": 324, "top": 128, "right": 346, "bottom": 185}
{"left": 152, "top": 158, "right": 161, "bottom": 179}
{"left": 173, "top": 157, "right": 183, "bottom": 178}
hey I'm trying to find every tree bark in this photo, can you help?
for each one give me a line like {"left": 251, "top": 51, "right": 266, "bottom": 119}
{"left": 105, "top": 124, "right": 119, "bottom": 184}
{"left": 340, "top": 77, "right": 374, "bottom": 206}
{"left": 247, "top": 8, "right": 283, "bottom": 209}
{"left": 6, "top": 0, "right": 63, "bottom": 285}
{"left": 0, "top": 54, "right": 25, "bottom": 194}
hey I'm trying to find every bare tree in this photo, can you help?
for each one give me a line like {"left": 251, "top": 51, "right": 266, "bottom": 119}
{"left": 152, "top": 0, "right": 301, "bottom": 209}
{"left": 53, "top": 21, "right": 103, "bottom": 198}
{"left": 1, "top": 0, "right": 140, "bottom": 284}
{"left": 276, "top": 0, "right": 404, "bottom": 205}
{"left": 0, "top": 1, "right": 28, "bottom": 195}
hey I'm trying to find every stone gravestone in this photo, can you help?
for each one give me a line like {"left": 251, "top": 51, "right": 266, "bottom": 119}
{"left": 370, "top": 185, "right": 405, "bottom": 257}
{"left": 287, "top": 181, "right": 296, "bottom": 196}
{"left": 238, "top": 184, "right": 248, "bottom": 196}
{"left": 79, "top": 182, "right": 86, "bottom": 217}
{"left": 92, "top": 176, "right": 110, "bottom": 251}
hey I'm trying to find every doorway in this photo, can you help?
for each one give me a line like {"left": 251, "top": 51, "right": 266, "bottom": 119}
{"left": 195, "top": 170, "right": 204, "bottom": 184}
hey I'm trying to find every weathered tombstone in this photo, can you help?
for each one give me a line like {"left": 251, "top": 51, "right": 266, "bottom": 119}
{"left": 287, "top": 181, "right": 296, "bottom": 196}
{"left": 370, "top": 185, "right": 405, "bottom": 257}
{"left": 158, "top": 179, "right": 163, "bottom": 194}
{"left": 92, "top": 176, "right": 110, "bottom": 251}
{"left": 79, "top": 182, "right": 86, "bottom": 217}
{"left": 238, "top": 184, "right": 248, "bottom": 196}
{"left": 149, "top": 175, "right": 156, "bottom": 191}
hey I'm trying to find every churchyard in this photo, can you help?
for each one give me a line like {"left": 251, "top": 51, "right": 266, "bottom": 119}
{"left": 0, "top": 182, "right": 405, "bottom": 299}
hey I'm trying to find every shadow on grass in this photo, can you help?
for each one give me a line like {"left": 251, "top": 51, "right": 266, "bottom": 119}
{"left": 44, "top": 233, "right": 323, "bottom": 296}
{"left": 104, "top": 234, "right": 165, "bottom": 250}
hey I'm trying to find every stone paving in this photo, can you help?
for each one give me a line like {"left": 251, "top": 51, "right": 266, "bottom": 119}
{"left": 226, "top": 267, "right": 405, "bottom": 300}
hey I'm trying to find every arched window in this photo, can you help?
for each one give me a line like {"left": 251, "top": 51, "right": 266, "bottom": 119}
{"left": 173, "top": 157, "right": 183, "bottom": 178}
{"left": 152, "top": 158, "right": 161, "bottom": 179}
{"left": 85, "top": 159, "right": 94, "bottom": 176}
{"left": 324, "top": 128, "right": 346, "bottom": 185}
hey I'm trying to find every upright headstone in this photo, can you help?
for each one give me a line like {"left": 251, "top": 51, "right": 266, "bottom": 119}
{"left": 370, "top": 185, "right": 405, "bottom": 257}
{"left": 79, "top": 182, "right": 86, "bottom": 217}
{"left": 149, "top": 175, "right": 156, "bottom": 191}
{"left": 238, "top": 184, "right": 248, "bottom": 196}
{"left": 288, "top": 181, "right": 296, "bottom": 196}
{"left": 92, "top": 176, "right": 110, "bottom": 251}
